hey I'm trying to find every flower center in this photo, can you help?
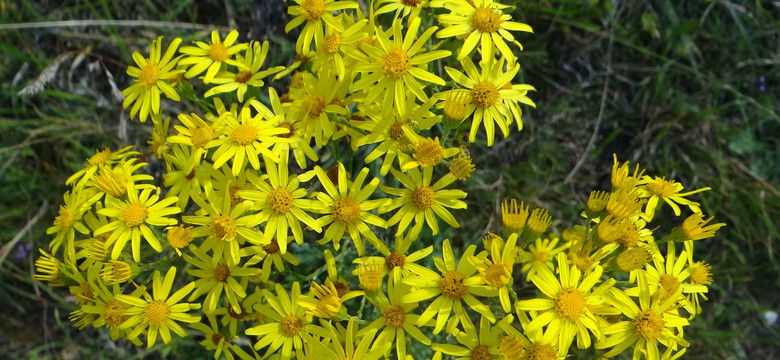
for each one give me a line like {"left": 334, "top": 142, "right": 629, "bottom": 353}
{"left": 415, "top": 139, "right": 444, "bottom": 167}
{"left": 138, "top": 62, "right": 160, "bottom": 88}
{"left": 211, "top": 333, "right": 224, "bottom": 346}
{"left": 555, "top": 287, "right": 586, "bottom": 321}
{"left": 323, "top": 33, "right": 341, "bottom": 54}
{"left": 472, "top": 6, "right": 503, "bottom": 33}
{"left": 277, "top": 123, "right": 295, "bottom": 138}
{"left": 381, "top": 49, "right": 411, "bottom": 79}
{"left": 281, "top": 315, "right": 303, "bottom": 336}
{"left": 227, "top": 303, "right": 245, "bottom": 319}
{"left": 499, "top": 335, "right": 524, "bottom": 360}
{"left": 74, "top": 283, "right": 94, "bottom": 303}
{"left": 440, "top": 270, "right": 468, "bottom": 299}
{"left": 632, "top": 309, "right": 664, "bottom": 341}
{"left": 167, "top": 225, "right": 192, "bottom": 249}
{"left": 385, "top": 252, "right": 406, "bottom": 271}
{"left": 305, "top": 95, "right": 326, "bottom": 118}
{"left": 533, "top": 251, "right": 548, "bottom": 263}
{"left": 87, "top": 149, "right": 111, "bottom": 166}
{"left": 214, "top": 264, "right": 231, "bottom": 282}
{"left": 210, "top": 214, "right": 237, "bottom": 240}
{"left": 332, "top": 197, "right": 361, "bottom": 224}
{"left": 471, "top": 345, "right": 492, "bottom": 360}
{"left": 402, "top": 0, "right": 422, "bottom": 6}
{"left": 382, "top": 305, "right": 406, "bottom": 328}
{"left": 144, "top": 301, "right": 170, "bottom": 326}
{"left": 231, "top": 123, "right": 258, "bottom": 146}
{"left": 55, "top": 207, "right": 76, "bottom": 230}
{"left": 411, "top": 186, "right": 436, "bottom": 209}
{"left": 235, "top": 70, "right": 252, "bottom": 83}
{"left": 616, "top": 222, "right": 641, "bottom": 247}
{"left": 646, "top": 178, "right": 677, "bottom": 198}
{"left": 484, "top": 262, "right": 511, "bottom": 288}
{"left": 333, "top": 281, "right": 350, "bottom": 298}
{"left": 268, "top": 188, "right": 294, "bottom": 214}
{"left": 120, "top": 202, "right": 148, "bottom": 227}
{"left": 689, "top": 262, "right": 712, "bottom": 285}
{"left": 264, "top": 240, "right": 281, "bottom": 254}
{"left": 103, "top": 301, "right": 127, "bottom": 328}
{"left": 526, "top": 343, "right": 557, "bottom": 360}
{"left": 472, "top": 81, "right": 500, "bottom": 108}
{"left": 208, "top": 42, "right": 229, "bottom": 62}
{"left": 191, "top": 126, "right": 214, "bottom": 149}
{"left": 389, "top": 121, "right": 406, "bottom": 140}
{"left": 658, "top": 274, "right": 681, "bottom": 299}
{"left": 449, "top": 156, "right": 475, "bottom": 180}
{"left": 301, "top": 0, "right": 325, "bottom": 22}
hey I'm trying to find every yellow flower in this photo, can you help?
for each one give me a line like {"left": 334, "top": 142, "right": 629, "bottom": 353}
{"left": 190, "top": 315, "right": 255, "bottom": 360}
{"left": 353, "top": 233, "right": 433, "bottom": 285}
{"left": 245, "top": 282, "right": 313, "bottom": 360}
{"left": 449, "top": 154, "right": 476, "bottom": 180}
{"left": 185, "top": 245, "right": 260, "bottom": 313}
{"left": 46, "top": 190, "right": 91, "bottom": 262}
{"left": 265, "top": 87, "right": 319, "bottom": 169}
{"left": 122, "top": 36, "right": 183, "bottom": 122}
{"left": 402, "top": 136, "right": 461, "bottom": 170}
{"left": 380, "top": 166, "right": 467, "bottom": 240}
{"left": 501, "top": 198, "right": 529, "bottom": 235}
{"left": 435, "top": 0, "right": 533, "bottom": 61}
{"left": 311, "top": 17, "right": 368, "bottom": 78}
{"left": 242, "top": 239, "right": 301, "bottom": 283}
{"left": 518, "top": 235, "right": 569, "bottom": 279}
{"left": 309, "top": 163, "right": 388, "bottom": 256}
{"left": 290, "top": 69, "right": 349, "bottom": 147}
{"left": 402, "top": 239, "right": 495, "bottom": 334}
{"left": 358, "top": 281, "right": 431, "bottom": 360}
{"left": 376, "top": 0, "right": 430, "bottom": 21}
{"left": 297, "top": 281, "right": 363, "bottom": 319}
{"left": 596, "top": 273, "right": 690, "bottom": 359}
{"left": 209, "top": 107, "right": 291, "bottom": 176}
{"left": 148, "top": 114, "right": 171, "bottom": 158}
{"left": 284, "top": 0, "right": 359, "bottom": 53}
{"left": 637, "top": 176, "right": 710, "bottom": 220}
{"left": 474, "top": 233, "right": 519, "bottom": 312}
{"left": 204, "top": 41, "right": 285, "bottom": 101}
{"left": 685, "top": 261, "right": 713, "bottom": 318}
{"left": 352, "top": 96, "right": 439, "bottom": 175}
{"left": 315, "top": 317, "right": 391, "bottom": 360}
{"left": 167, "top": 112, "right": 221, "bottom": 167}
{"left": 432, "top": 316, "right": 502, "bottom": 360}
{"left": 680, "top": 213, "right": 725, "bottom": 241}
{"left": 352, "top": 17, "right": 450, "bottom": 116}
{"left": 162, "top": 145, "right": 208, "bottom": 210}
{"left": 238, "top": 153, "right": 324, "bottom": 253}
{"left": 34, "top": 249, "right": 64, "bottom": 285}
{"left": 444, "top": 57, "right": 535, "bottom": 146}
{"left": 624, "top": 242, "right": 707, "bottom": 316}
{"left": 115, "top": 267, "right": 201, "bottom": 347}
{"left": 95, "top": 183, "right": 180, "bottom": 262}
{"left": 179, "top": 30, "right": 248, "bottom": 83}
{"left": 87, "top": 158, "right": 154, "bottom": 201}
{"left": 611, "top": 154, "right": 645, "bottom": 192}
{"left": 515, "top": 253, "right": 615, "bottom": 356}
{"left": 81, "top": 280, "right": 147, "bottom": 345}
{"left": 183, "top": 183, "right": 265, "bottom": 266}
{"left": 66, "top": 146, "right": 139, "bottom": 187}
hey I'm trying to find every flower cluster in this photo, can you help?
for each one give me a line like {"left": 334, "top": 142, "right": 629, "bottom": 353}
{"left": 35, "top": 1, "right": 724, "bottom": 360}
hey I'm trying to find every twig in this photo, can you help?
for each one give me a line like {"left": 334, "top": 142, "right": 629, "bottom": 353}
{"left": 0, "top": 20, "right": 231, "bottom": 31}
{"left": 0, "top": 200, "right": 49, "bottom": 269}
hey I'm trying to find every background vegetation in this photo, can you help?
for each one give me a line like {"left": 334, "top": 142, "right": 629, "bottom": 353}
{"left": 1, "top": 0, "right": 778, "bottom": 358}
